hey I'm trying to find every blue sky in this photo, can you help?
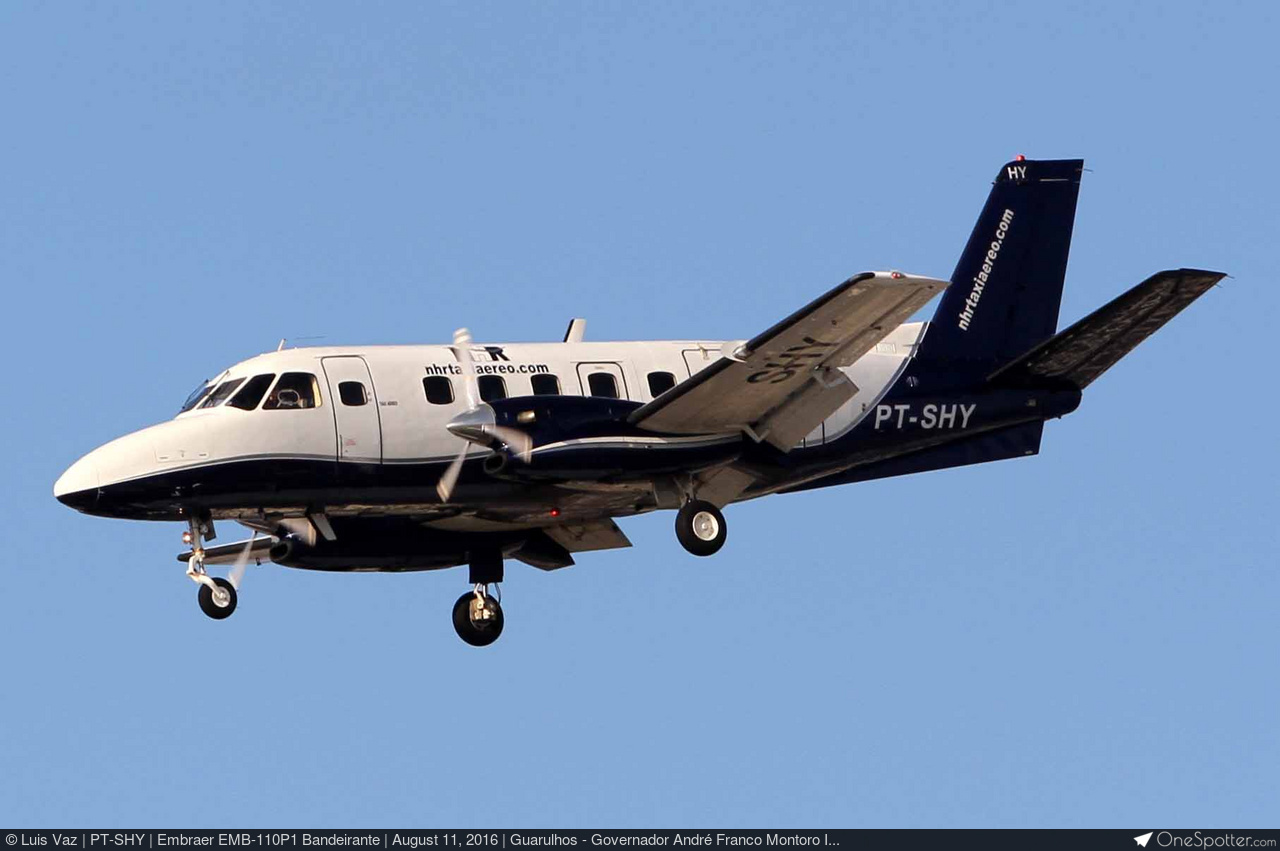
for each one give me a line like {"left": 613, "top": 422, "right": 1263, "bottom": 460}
{"left": 3, "top": 0, "right": 1277, "bottom": 828}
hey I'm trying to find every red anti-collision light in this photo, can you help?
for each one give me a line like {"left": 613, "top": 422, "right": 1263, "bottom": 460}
{"left": 1015, "top": 154, "right": 1026, "bottom": 161}
{"left": 550, "top": 508, "right": 560, "bottom": 517}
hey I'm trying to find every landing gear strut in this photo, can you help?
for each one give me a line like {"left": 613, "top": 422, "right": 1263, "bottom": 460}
{"left": 675, "top": 499, "right": 727, "bottom": 556}
{"left": 185, "top": 514, "right": 238, "bottom": 620}
{"left": 453, "top": 550, "right": 505, "bottom": 646}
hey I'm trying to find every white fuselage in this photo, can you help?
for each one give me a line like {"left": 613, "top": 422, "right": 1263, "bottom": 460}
{"left": 55, "top": 323, "right": 927, "bottom": 511}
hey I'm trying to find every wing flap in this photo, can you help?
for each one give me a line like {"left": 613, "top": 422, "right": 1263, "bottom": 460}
{"left": 630, "top": 272, "right": 944, "bottom": 448}
{"left": 543, "top": 520, "right": 632, "bottom": 554}
{"left": 753, "top": 370, "right": 857, "bottom": 449}
{"left": 513, "top": 519, "right": 634, "bottom": 570}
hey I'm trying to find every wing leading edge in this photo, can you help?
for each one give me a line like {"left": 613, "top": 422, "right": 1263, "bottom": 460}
{"left": 629, "top": 271, "right": 945, "bottom": 449}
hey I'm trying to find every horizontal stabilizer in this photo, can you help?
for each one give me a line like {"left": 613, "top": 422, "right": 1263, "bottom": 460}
{"left": 987, "top": 268, "right": 1224, "bottom": 389}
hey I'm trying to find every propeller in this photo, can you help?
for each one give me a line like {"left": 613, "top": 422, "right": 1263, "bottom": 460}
{"left": 228, "top": 533, "right": 258, "bottom": 590}
{"left": 449, "top": 327, "right": 481, "bottom": 409}
{"left": 436, "top": 328, "right": 533, "bottom": 503}
{"left": 435, "top": 437, "right": 472, "bottom": 503}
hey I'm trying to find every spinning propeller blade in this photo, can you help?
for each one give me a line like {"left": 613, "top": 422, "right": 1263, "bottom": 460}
{"left": 436, "top": 327, "right": 533, "bottom": 503}
{"left": 449, "top": 327, "right": 480, "bottom": 408}
{"left": 487, "top": 425, "right": 532, "bottom": 463}
{"left": 228, "top": 534, "right": 257, "bottom": 590}
{"left": 436, "top": 446, "right": 468, "bottom": 503}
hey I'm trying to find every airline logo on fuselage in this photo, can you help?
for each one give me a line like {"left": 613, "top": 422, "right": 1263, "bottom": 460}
{"left": 424, "top": 346, "right": 552, "bottom": 377}
{"left": 958, "top": 208, "right": 1014, "bottom": 331}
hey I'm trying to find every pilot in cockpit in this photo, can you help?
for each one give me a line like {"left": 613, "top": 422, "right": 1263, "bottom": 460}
{"left": 263, "top": 373, "right": 318, "bottom": 410}
{"left": 274, "top": 388, "right": 302, "bottom": 409}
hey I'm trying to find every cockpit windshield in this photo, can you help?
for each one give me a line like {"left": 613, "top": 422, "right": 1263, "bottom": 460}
{"left": 179, "top": 380, "right": 214, "bottom": 413}
{"left": 263, "top": 373, "right": 321, "bottom": 410}
{"left": 199, "top": 377, "right": 246, "bottom": 409}
{"left": 179, "top": 371, "right": 321, "bottom": 414}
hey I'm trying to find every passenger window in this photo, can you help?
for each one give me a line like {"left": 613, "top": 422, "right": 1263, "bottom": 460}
{"left": 478, "top": 375, "right": 507, "bottom": 402}
{"left": 647, "top": 371, "right": 676, "bottom": 397}
{"left": 199, "top": 378, "right": 245, "bottom": 409}
{"left": 587, "top": 372, "right": 619, "bottom": 399}
{"left": 530, "top": 374, "right": 561, "bottom": 396}
{"left": 423, "top": 376, "right": 455, "bottom": 405}
{"left": 338, "top": 381, "right": 368, "bottom": 407}
{"left": 228, "top": 374, "right": 276, "bottom": 410}
{"left": 263, "top": 373, "right": 321, "bottom": 410}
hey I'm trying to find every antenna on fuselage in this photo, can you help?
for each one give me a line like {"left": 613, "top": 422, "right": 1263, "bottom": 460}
{"left": 277, "top": 336, "right": 327, "bottom": 352}
{"left": 563, "top": 318, "right": 586, "bottom": 343}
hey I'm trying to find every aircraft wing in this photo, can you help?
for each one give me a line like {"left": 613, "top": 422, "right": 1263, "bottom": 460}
{"left": 629, "top": 271, "right": 945, "bottom": 450}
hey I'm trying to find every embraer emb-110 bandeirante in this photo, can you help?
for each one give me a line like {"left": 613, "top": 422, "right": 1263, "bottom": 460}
{"left": 54, "top": 158, "right": 1223, "bottom": 645}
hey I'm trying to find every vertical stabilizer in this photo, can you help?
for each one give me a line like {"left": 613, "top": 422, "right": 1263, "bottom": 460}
{"left": 917, "top": 158, "right": 1083, "bottom": 376}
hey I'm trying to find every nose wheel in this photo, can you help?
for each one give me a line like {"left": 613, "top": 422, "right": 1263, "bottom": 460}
{"left": 197, "top": 577, "right": 238, "bottom": 620}
{"left": 453, "top": 586, "right": 504, "bottom": 646}
{"left": 184, "top": 514, "right": 239, "bottom": 621}
{"left": 675, "top": 499, "right": 727, "bottom": 556}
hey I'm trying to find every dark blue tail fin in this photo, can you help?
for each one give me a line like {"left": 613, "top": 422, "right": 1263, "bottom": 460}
{"left": 916, "top": 158, "right": 1084, "bottom": 378}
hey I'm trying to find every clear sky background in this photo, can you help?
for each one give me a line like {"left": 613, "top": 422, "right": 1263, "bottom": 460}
{"left": 2, "top": 0, "right": 1277, "bottom": 828}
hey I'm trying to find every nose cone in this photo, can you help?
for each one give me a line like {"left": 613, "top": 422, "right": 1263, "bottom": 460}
{"left": 54, "top": 453, "right": 100, "bottom": 512}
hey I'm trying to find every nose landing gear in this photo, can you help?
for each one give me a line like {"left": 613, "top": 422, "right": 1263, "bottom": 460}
{"left": 184, "top": 515, "right": 239, "bottom": 621}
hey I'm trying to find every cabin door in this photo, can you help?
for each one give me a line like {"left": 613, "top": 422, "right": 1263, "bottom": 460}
{"left": 320, "top": 356, "right": 383, "bottom": 463}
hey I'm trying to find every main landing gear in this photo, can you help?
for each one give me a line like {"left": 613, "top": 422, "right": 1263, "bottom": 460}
{"left": 185, "top": 515, "right": 238, "bottom": 620}
{"left": 453, "top": 587, "right": 504, "bottom": 646}
{"left": 454, "top": 550, "right": 505, "bottom": 646}
{"left": 675, "top": 499, "right": 727, "bottom": 557}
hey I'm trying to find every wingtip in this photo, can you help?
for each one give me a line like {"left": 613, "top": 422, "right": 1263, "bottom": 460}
{"left": 1160, "top": 268, "right": 1229, "bottom": 287}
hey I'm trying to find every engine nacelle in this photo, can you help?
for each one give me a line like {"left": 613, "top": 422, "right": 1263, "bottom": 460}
{"left": 487, "top": 396, "right": 741, "bottom": 481}
{"left": 267, "top": 519, "right": 528, "bottom": 572}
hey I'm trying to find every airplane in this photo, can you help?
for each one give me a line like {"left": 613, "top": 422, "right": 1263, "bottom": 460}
{"left": 53, "top": 157, "right": 1224, "bottom": 646}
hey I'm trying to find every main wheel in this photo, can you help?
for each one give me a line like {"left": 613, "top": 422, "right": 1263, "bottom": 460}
{"left": 452, "top": 592, "right": 504, "bottom": 647}
{"left": 675, "top": 500, "right": 727, "bottom": 556}
{"left": 198, "top": 577, "right": 238, "bottom": 620}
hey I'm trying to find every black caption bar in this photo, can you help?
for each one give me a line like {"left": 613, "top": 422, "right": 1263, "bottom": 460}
{"left": 2, "top": 831, "right": 1279, "bottom": 851}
